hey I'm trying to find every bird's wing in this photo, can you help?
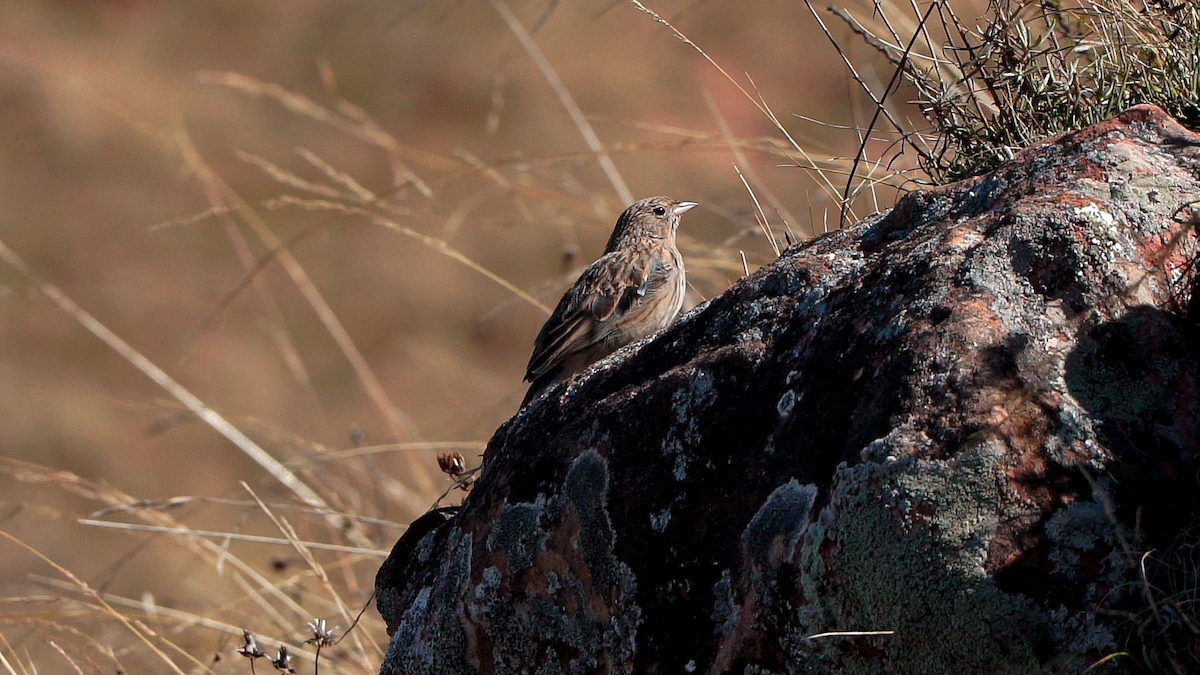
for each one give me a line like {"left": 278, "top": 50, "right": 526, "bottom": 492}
{"left": 523, "top": 248, "right": 657, "bottom": 381}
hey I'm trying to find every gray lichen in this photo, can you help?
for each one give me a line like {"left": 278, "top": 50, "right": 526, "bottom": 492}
{"left": 378, "top": 107, "right": 1200, "bottom": 675}
{"left": 468, "top": 450, "right": 642, "bottom": 675}
{"left": 742, "top": 480, "right": 818, "bottom": 574}
{"left": 380, "top": 531, "right": 473, "bottom": 675}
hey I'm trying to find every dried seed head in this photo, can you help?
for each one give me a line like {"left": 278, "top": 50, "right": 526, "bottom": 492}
{"left": 437, "top": 452, "right": 466, "bottom": 477}
{"left": 237, "top": 630, "right": 266, "bottom": 660}
{"left": 271, "top": 645, "right": 294, "bottom": 673}
{"left": 305, "top": 617, "right": 338, "bottom": 648}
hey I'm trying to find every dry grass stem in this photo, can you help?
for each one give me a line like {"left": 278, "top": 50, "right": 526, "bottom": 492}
{"left": 0, "top": 530, "right": 189, "bottom": 675}
{"left": 26, "top": 576, "right": 323, "bottom": 666}
{"left": 219, "top": 212, "right": 320, "bottom": 391}
{"left": 46, "top": 641, "right": 85, "bottom": 675}
{"left": 76, "top": 520, "right": 387, "bottom": 556}
{"left": 235, "top": 150, "right": 351, "bottom": 200}
{"left": 87, "top": 495, "right": 406, "bottom": 530}
{"left": 734, "top": 165, "right": 780, "bottom": 257}
{"left": 195, "top": 71, "right": 440, "bottom": 196}
{"left": 286, "top": 441, "right": 488, "bottom": 468}
{"left": 0, "top": 636, "right": 21, "bottom": 675}
{"left": 703, "top": 92, "right": 800, "bottom": 239}
{"left": 195, "top": 151, "right": 323, "bottom": 392}
{"left": 239, "top": 483, "right": 381, "bottom": 666}
{"left": 145, "top": 206, "right": 231, "bottom": 232}
{"left": 487, "top": 0, "right": 633, "bottom": 205}
{"left": 173, "top": 130, "right": 428, "bottom": 460}
{"left": 629, "top": 0, "right": 847, "bottom": 217}
{"left": 250, "top": 196, "right": 552, "bottom": 316}
{"left": 804, "top": 629, "right": 895, "bottom": 639}
{"left": 295, "top": 147, "right": 376, "bottom": 202}
{"left": 2, "top": 459, "right": 318, "bottom": 625}
{"left": 452, "top": 148, "right": 535, "bottom": 224}
{"left": 373, "top": 215, "right": 554, "bottom": 316}
{"left": 0, "top": 240, "right": 337, "bottom": 520}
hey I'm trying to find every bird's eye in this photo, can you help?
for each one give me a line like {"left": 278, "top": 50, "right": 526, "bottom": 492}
{"left": 653, "top": 206, "right": 667, "bottom": 216}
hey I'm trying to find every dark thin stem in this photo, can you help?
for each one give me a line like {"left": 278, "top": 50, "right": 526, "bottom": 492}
{"left": 839, "top": 0, "right": 941, "bottom": 225}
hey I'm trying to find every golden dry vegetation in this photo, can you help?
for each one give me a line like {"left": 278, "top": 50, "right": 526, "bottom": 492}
{"left": 0, "top": 0, "right": 924, "bottom": 671}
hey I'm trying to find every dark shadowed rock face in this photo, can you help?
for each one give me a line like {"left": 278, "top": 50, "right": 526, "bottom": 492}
{"left": 376, "top": 105, "right": 1200, "bottom": 675}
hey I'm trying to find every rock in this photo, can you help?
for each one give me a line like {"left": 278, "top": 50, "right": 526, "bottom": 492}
{"left": 375, "top": 105, "right": 1200, "bottom": 675}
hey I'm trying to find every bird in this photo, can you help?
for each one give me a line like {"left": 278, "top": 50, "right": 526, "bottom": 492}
{"left": 521, "top": 196, "right": 697, "bottom": 407}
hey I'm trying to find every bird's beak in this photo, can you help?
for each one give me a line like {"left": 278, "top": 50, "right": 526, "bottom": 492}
{"left": 673, "top": 202, "right": 698, "bottom": 216}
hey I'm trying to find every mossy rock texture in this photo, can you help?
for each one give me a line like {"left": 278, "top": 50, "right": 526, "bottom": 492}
{"left": 376, "top": 106, "right": 1200, "bottom": 675}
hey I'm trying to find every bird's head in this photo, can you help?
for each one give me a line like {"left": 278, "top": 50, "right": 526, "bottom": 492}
{"left": 604, "top": 196, "right": 698, "bottom": 252}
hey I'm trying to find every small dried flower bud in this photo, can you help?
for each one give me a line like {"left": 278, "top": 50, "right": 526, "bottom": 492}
{"left": 305, "top": 617, "right": 338, "bottom": 647}
{"left": 271, "top": 645, "right": 294, "bottom": 673}
{"left": 237, "top": 630, "right": 266, "bottom": 659}
{"left": 437, "top": 452, "right": 466, "bottom": 477}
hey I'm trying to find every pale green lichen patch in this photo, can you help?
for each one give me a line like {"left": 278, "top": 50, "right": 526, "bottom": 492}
{"left": 787, "top": 439, "right": 1074, "bottom": 674}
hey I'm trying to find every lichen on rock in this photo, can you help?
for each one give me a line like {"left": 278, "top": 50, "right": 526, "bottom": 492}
{"left": 377, "top": 106, "right": 1200, "bottom": 674}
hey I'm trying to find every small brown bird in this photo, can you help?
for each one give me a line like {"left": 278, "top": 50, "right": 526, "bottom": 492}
{"left": 522, "top": 196, "right": 697, "bottom": 406}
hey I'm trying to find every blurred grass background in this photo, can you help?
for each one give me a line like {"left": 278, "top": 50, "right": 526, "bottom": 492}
{"left": 0, "top": 0, "right": 929, "bottom": 670}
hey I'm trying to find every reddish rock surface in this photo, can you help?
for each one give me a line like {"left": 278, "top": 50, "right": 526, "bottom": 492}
{"left": 376, "top": 105, "right": 1200, "bottom": 675}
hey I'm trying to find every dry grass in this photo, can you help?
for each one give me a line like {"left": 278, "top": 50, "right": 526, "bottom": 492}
{"left": 812, "top": 0, "right": 1200, "bottom": 190}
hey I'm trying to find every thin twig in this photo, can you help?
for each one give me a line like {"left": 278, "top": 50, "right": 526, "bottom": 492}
{"left": 703, "top": 91, "right": 800, "bottom": 238}
{"left": 817, "top": 0, "right": 940, "bottom": 225}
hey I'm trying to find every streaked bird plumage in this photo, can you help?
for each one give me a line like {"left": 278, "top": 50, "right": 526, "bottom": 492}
{"left": 522, "top": 196, "right": 696, "bottom": 406}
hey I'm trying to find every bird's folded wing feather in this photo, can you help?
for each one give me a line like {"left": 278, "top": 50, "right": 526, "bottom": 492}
{"left": 523, "top": 248, "right": 656, "bottom": 381}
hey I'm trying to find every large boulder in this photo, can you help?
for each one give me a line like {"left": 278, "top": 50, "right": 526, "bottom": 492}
{"left": 376, "top": 105, "right": 1200, "bottom": 675}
